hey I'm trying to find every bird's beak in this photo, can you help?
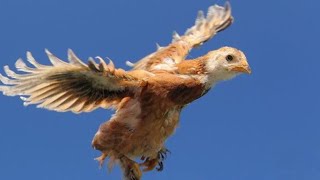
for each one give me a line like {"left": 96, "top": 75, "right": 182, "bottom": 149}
{"left": 229, "top": 62, "right": 251, "bottom": 74}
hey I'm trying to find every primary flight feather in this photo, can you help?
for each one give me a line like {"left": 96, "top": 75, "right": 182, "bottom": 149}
{"left": 0, "top": 2, "right": 250, "bottom": 180}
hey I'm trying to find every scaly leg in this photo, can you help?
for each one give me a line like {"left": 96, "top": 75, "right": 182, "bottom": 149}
{"left": 140, "top": 157, "right": 158, "bottom": 172}
{"left": 119, "top": 155, "right": 142, "bottom": 180}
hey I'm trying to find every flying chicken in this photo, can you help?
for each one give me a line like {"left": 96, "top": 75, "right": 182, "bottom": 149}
{"left": 0, "top": 2, "right": 250, "bottom": 180}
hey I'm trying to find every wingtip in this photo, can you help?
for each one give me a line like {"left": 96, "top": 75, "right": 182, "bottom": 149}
{"left": 125, "top": 61, "right": 135, "bottom": 67}
{"left": 197, "top": 10, "right": 205, "bottom": 20}
{"left": 106, "top": 58, "right": 115, "bottom": 73}
{"left": 156, "top": 43, "right": 163, "bottom": 50}
{"left": 67, "top": 48, "right": 75, "bottom": 57}
{"left": 225, "top": 1, "right": 231, "bottom": 9}
{"left": 172, "top": 31, "right": 181, "bottom": 42}
{"left": 4, "top": 65, "right": 18, "bottom": 78}
{"left": 26, "top": 51, "right": 32, "bottom": 56}
{"left": 20, "top": 96, "right": 28, "bottom": 101}
{"left": 95, "top": 56, "right": 105, "bottom": 63}
{"left": 88, "top": 57, "right": 100, "bottom": 72}
{"left": 95, "top": 56, "right": 109, "bottom": 71}
{"left": 15, "top": 58, "right": 27, "bottom": 70}
{"left": 44, "top": 48, "right": 51, "bottom": 55}
{"left": 3, "top": 65, "right": 9, "bottom": 73}
{"left": 0, "top": 72, "right": 13, "bottom": 85}
{"left": 106, "top": 57, "right": 115, "bottom": 67}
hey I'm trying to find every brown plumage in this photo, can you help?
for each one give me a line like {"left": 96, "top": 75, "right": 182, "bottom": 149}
{"left": 0, "top": 2, "right": 251, "bottom": 180}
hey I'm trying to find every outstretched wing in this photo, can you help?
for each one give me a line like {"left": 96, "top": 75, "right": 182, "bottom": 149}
{"left": 0, "top": 50, "right": 148, "bottom": 113}
{"left": 129, "top": 2, "right": 233, "bottom": 72}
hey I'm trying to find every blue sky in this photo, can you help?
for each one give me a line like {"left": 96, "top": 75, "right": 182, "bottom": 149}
{"left": 0, "top": 0, "right": 319, "bottom": 179}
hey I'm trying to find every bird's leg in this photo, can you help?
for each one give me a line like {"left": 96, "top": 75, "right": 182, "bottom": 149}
{"left": 140, "top": 147, "right": 171, "bottom": 172}
{"left": 139, "top": 157, "right": 158, "bottom": 172}
{"left": 94, "top": 150, "right": 108, "bottom": 168}
{"left": 119, "top": 154, "right": 142, "bottom": 180}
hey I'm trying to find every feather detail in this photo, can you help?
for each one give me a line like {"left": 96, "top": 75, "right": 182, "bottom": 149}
{"left": 129, "top": 2, "right": 233, "bottom": 72}
{"left": 88, "top": 57, "right": 100, "bottom": 72}
{"left": 184, "top": 2, "right": 233, "bottom": 46}
{"left": 0, "top": 73, "right": 17, "bottom": 85}
{"left": 67, "top": 49, "right": 87, "bottom": 67}
{"left": 172, "top": 31, "right": 181, "bottom": 42}
{"left": 125, "top": 61, "right": 135, "bottom": 67}
{"left": 45, "top": 49, "right": 69, "bottom": 67}
{"left": 15, "top": 58, "right": 37, "bottom": 73}
{"left": 156, "top": 43, "right": 163, "bottom": 50}
{"left": 27, "top": 51, "right": 49, "bottom": 69}
{"left": 0, "top": 49, "right": 147, "bottom": 113}
{"left": 107, "top": 58, "right": 115, "bottom": 74}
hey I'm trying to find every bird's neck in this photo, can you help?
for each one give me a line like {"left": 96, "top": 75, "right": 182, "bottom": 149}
{"left": 176, "top": 57, "right": 220, "bottom": 89}
{"left": 176, "top": 58, "right": 206, "bottom": 75}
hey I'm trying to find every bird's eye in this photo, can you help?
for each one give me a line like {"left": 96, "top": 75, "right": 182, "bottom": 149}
{"left": 226, "top": 55, "right": 234, "bottom": 62}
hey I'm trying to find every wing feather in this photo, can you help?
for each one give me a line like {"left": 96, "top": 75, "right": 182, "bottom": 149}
{"left": 131, "top": 2, "right": 233, "bottom": 72}
{"left": 0, "top": 50, "right": 148, "bottom": 113}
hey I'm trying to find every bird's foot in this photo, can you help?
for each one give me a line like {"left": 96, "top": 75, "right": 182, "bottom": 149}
{"left": 158, "top": 148, "right": 170, "bottom": 161}
{"left": 156, "top": 147, "right": 170, "bottom": 171}
{"left": 119, "top": 155, "right": 142, "bottom": 180}
{"left": 140, "top": 147, "right": 171, "bottom": 172}
{"left": 140, "top": 158, "right": 158, "bottom": 172}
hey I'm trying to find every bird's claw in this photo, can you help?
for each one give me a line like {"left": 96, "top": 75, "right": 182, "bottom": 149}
{"left": 158, "top": 148, "right": 171, "bottom": 161}
{"left": 140, "top": 148, "right": 171, "bottom": 172}
{"left": 156, "top": 161, "right": 164, "bottom": 171}
{"left": 156, "top": 148, "right": 170, "bottom": 171}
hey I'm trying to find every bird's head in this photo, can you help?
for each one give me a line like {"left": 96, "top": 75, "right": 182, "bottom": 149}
{"left": 203, "top": 46, "right": 251, "bottom": 86}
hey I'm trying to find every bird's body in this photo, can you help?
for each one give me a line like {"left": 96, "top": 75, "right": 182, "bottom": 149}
{"left": 92, "top": 71, "right": 204, "bottom": 158}
{"left": 0, "top": 2, "right": 251, "bottom": 180}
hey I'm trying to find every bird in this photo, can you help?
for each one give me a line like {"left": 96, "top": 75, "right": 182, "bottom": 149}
{"left": 0, "top": 2, "right": 250, "bottom": 180}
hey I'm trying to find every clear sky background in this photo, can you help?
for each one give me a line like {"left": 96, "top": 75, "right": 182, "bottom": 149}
{"left": 0, "top": 0, "right": 319, "bottom": 180}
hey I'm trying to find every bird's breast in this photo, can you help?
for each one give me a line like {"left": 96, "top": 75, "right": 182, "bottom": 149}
{"left": 129, "top": 106, "right": 181, "bottom": 157}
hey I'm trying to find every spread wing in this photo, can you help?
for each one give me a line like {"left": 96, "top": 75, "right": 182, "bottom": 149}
{"left": 129, "top": 2, "right": 233, "bottom": 72}
{"left": 0, "top": 49, "right": 148, "bottom": 113}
